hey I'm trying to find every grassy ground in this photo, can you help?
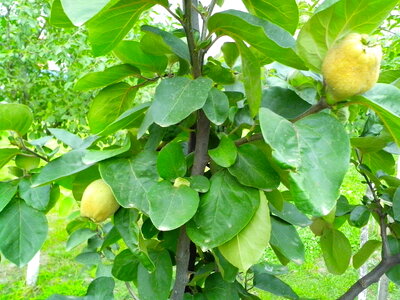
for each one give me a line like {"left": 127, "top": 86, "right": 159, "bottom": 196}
{"left": 0, "top": 167, "right": 399, "bottom": 299}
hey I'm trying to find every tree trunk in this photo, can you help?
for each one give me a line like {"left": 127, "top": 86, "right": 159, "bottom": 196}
{"left": 26, "top": 251, "right": 40, "bottom": 286}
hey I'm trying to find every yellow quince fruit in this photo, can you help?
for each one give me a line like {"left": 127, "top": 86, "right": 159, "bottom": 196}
{"left": 322, "top": 33, "right": 382, "bottom": 103}
{"left": 80, "top": 179, "right": 120, "bottom": 222}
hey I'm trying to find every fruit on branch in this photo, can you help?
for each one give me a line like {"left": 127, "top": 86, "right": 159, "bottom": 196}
{"left": 15, "top": 154, "right": 40, "bottom": 171}
{"left": 322, "top": 33, "right": 382, "bottom": 103}
{"left": 80, "top": 179, "right": 120, "bottom": 222}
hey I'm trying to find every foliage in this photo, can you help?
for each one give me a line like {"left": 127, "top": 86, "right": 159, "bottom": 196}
{"left": 0, "top": 0, "right": 400, "bottom": 300}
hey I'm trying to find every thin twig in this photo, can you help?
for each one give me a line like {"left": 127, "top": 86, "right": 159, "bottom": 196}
{"left": 125, "top": 282, "right": 139, "bottom": 300}
{"left": 18, "top": 138, "right": 49, "bottom": 162}
{"left": 164, "top": 6, "right": 185, "bottom": 26}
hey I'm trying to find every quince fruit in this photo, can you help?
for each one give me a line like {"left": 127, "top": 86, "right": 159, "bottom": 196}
{"left": 80, "top": 179, "right": 120, "bottom": 222}
{"left": 322, "top": 33, "right": 382, "bottom": 103}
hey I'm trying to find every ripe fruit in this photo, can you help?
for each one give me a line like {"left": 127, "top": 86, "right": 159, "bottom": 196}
{"left": 15, "top": 154, "right": 40, "bottom": 171}
{"left": 80, "top": 179, "right": 120, "bottom": 222}
{"left": 322, "top": 33, "right": 382, "bottom": 102}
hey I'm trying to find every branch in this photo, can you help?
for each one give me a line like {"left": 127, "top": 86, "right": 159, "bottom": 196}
{"left": 234, "top": 99, "right": 330, "bottom": 146}
{"left": 338, "top": 254, "right": 400, "bottom": 300}
{"left": 125, "top": 282, "right": 139, "bottom": 300}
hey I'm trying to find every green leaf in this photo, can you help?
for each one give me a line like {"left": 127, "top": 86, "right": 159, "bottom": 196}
{"left": 253, "top": 272, "right": 298, "bottom": 300}
{"left": 148, "top": 181, "right": 199, "bottom": 231}
{"left": 187, "top": 170, "right": 259, "bottom": 249}
{"left": 33, "top": 140, "right": 130, "bottom": 187}
{"left": 66, "top": 228, "right": 97, "bottom": 251}
{"left": 213, "top": 248, "right": 238, "bottom": 283}
{"left": 0, "top": 148, "right": 20, "bottom": 169}
{"left": 208, "top": 135, "right": 237, "bottom": 168}
{"left": 242, "top": 0, "right": 299, "bottom": 34}
{"left": 221, "top": 42, "right": 239, "bottom": 68}
{"left": 19, "top": 176, "right": 51, "bottom": 211}
{"left": 99, "top": 151, "right": 158, "bottom": 213}
{"left": 114, "top": 41, "right": 168, "bottom": 74}
{"left": 297, "top": 0, "right": 399, "bottom": 71}
{"left": 269, "top": 201, "right": 311, "bottom": 227}
{"left": 236, "top": 40, "right": 262, "bottom": 117}
{"left": 349, "top": 206, "right": 370, "bottom": 228}
{"left": 0, "top": 181, "right": 18, "bottom": 213}
{"left": 50, "top": 0, "right": 74, "bottom": 28}
{"left": 0, "top": 200, "right": 48, "bottom": 267}
{"left": 386, "top": 236, "right": 400, "bottom": 284}
{"left": 203, "top": 88, "right": 229, "bottom": 125}
{"left": 88, "top": 83, "right": 137, "bottom": 134}
{"left": 141, "top": 25, "right": 190, "bottom": 62}
{"left": 219, "top": 191, "right": 271, "bottom": 271}
{"left": 85, "top": 277, "right": 115, "bottom": 299}
{"left": 112, "top": 249, "right": 139, "bottom": 281}
{"left": 60, "top": 0, "right": 111, "bottom": 26}
{"left": 351, "top": 136, "right": 391, "bottom": 154}
{"left": 261, "top": 87, "right": 311, "bottom": 120}
{"left": 228, "top": 143, "right": 280, "bottom": 190}
{"left": 74, "top": 64, "right": 140, "bottom": 91}
{"left": 208, "top": 10, "right": 306, "bottom": 70}
{"left": 320, "top": 228, "right": 352, "bottom": 275}
{"left": 352, "top": 84, "right": 400, "bottom": 146}
{"left": 270, "top": 217, "right": 304, "bottom": 264}
{"left": 353, "top": 240, "right": 382, "bottom": 269}
{"left": 0, "top": 103, "right": 33, "bottom": 136}
{"left": 393, "top": 188, "right": 400, "bottom": 222}
{"left": 150, "top": 77, "right": 213, "bottom": 127}
{"left": 203, "top": 273, "right": 239, "bottom": 300}
{"left": 190, "top": 175, "right": 210, "bottom": 193}
{"left": 137, "top": 250, "right": 172, "bottom": 300}
{"left": 363, "top": 150, "right": 396, "bottom": 176}
{"left": 379, "top": 70, "right": 400, "bottom": 87}
{"left": 75, "top": 252, "right": 101, "bottom": 266}
{"left": 48, "top": 128, "right": 87, "bottom": 149}
{"left": 289, "top": 113, "right": 350, "bottom": 216}
{"left": 157, "top": 142, "right": 187, "bottom": 180}
{"left": 259, "top": 107, "right": 300, "bottom": 169}
{"left": 98, "top": 102, "right": 150, "bottom": 136}
{"left": 87, "top": 0, "right": 157, "bottom": 56}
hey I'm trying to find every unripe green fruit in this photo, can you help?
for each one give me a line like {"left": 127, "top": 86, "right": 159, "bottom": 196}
{"left": 80, "top": 179, "right": 120, "bottom": 222}
{"left": 322, "top": 33, "right": 382, "bottom": 103}
{"left": 15, "top": 154, "right": 40, "bottom": 171}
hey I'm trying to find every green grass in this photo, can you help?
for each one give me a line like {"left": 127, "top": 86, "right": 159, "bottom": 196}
{"left": 0, "top": 167, "right": 399, "bottom": 299}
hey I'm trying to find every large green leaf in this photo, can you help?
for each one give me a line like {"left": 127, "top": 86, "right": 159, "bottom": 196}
{"left": 0, "top": 148, "right": 20, "bottom": 169}
{"left": 141, "top": 25, "right": 190, "bottom": 62}
{"left": 208, "top": 135, "right": 237, "bottom": 168}
{"left": 88, "top": 83, "right": 137, "bottom": 134}
{"left": 157, "top": 142, "right": 187, "bottom": 180}
{"left": 114, "top": 41, "right": 168, "bottom": 74}
{"left": 236, "top": 40, "right": 262, "bottom": 117}
{"left": 148, "top": 181, "right": 199, "bottom": 231}
{"left": 112, "top": 249, "right": 139, "bottom": 281}
{"left": 253, "top": 272, "right": 298, "bottom": 300}
{"left": 74, "top": 64, "right": 140, "bottom": 91}
{"left": 242, "top": 0, "right": 299, "bottom": 34}
{"left": 48, "top": 128, "right": 89, "bottom": 149}
{"left": 203, "top": 88, "right": 229, "bottom": 125}
{"left": 187, "top": 170, "right": 259, "bottom": 249}
{"left": 352, "top": 84, "right": 400, "bottom": 146}
{"left": 289, "top": 113, "right": 350, "bottom": 216}
{"left": 269, "top": 201, "right": 311, "bottom": 227}
{"left": 150, "top": 77, "right": 213, "bottom": 127}
{"left": 208, "top": 10, "right": 306, "bottom": 70}
{"left": 320, "top": 228, "right": 352, "bottom": 275}
{"left": 297, "top": 0, "right": 399, "bottom": 71}
{"left": 203, "top": 273, "right": 239, "bottom": 300}
{"left": 0, "top": 181, "right": 18, "bottom": 213}
{"left": 50, "top": 0, "right": 74, "bottom": 28}
{"left": 261, "top": 87, "right": 311, "bottom": 120}
{"left": 0, "top": 103, "right": 33, "bottom": 136}
{"left": 98, "top": 102, "right": 150, "bottom": 136}
{"left": 228, "top": 143, "right": 280, "bottom": 190}
{"left": 19, "top": 176, "right": 51, "bottom": 211}
{"left": 33, "top": 140, "right": 130, "bottom": 187}
{"left": 352, "top": 239, "right": 381, "bottom": 269}
{"left": 60, "top": 0, "right": 111, "bottom": 26}
{"left": 386, "top": 236, "right": 400, "bottom": 284}
{"left": 137, "top": 249, "right": 172, "bottom": 300}
{"left": 66, "top": 228, "right": 97, "bottom": 251}
{"left": 270, "top": 217, "right": 304, "bottom": 264}
{"left": 99, "top": 151, "right": 158, "bottom": 213}
{"left": 86, "top": 0, "right": 158, "bottom": 56}
{"left": 393, "top": 187, "right": 400, "bottom": 222}
{"left": 259, "top": 108, "right": 300, "bottom": 169}
{"left": 219, "top": 191, "right": 271, "bottom": 271}
{"left": 0, "top": 200, "right": 48, "bottom": 267}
